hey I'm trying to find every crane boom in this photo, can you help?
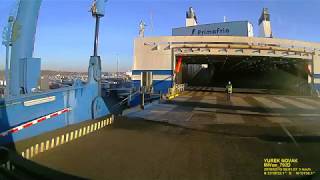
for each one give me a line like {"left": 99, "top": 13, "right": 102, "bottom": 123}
{"left": 8, "top": 0, "right": 42, "bottom": 96}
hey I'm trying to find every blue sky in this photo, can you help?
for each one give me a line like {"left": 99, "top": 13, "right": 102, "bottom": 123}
{"left": 0, "top": 0, "right": 319, "bottom": 72}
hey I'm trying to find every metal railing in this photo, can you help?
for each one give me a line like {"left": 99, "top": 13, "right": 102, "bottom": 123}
{"left": 167, "top": 84, "right": 185, "bottom": 99}
{"left": 108, "top": 75, "right": 180, "bottom": 113}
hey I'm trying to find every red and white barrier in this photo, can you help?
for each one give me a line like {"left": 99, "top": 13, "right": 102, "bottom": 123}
{"left": 0, "top": 107, "right": 72, "bottom": 137}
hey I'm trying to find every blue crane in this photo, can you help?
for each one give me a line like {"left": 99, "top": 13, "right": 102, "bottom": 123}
{"left": 0, "top": 0, "right": 110, "bottom": 145}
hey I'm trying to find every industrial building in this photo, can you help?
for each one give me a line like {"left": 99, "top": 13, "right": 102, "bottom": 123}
{"left": 132, "top": 7, "right": 320, "bottom": 95}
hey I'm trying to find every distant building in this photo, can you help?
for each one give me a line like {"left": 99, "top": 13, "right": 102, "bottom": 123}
{"left": 125, "top": 71, "right": 132, "bottom": 78}
{"left": 40, "top": 76, "right": 50, "bottom": 90}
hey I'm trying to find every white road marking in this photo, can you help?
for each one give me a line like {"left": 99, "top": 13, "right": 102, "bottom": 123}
{"left": 276, "top": 97, "right": 316, "bottom": 109}
{"left": 231, "top": 96, "right": 252, "bottom": 107}
{"left": 279, "top": 123, "right": 299, "bottom": 147}
{"left": 296, "top": 98, "right": 320, "bottom": 107}
{"left": 200, "top": 97, "right": 217, "bottom": 103}
{"left": 254, "top": 97, "right": 285, "bottom": 109}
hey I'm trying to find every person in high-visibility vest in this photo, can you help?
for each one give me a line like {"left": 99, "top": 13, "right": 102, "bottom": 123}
{"left": 226, "top": 81, "right": 232, "bottom": 101}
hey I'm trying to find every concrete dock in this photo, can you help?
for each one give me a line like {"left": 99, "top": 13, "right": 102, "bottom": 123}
{"left": 32, "top": 90, "right": 320, "bottom": 179}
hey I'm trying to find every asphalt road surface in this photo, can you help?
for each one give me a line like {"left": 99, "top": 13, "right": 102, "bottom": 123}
{"left": 33, "top": 90, "right": 320, "bottom": 180}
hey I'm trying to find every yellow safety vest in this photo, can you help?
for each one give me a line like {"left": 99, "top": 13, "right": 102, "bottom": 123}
{"left": 226, "top": 84, "right": 232, "bottom": 93}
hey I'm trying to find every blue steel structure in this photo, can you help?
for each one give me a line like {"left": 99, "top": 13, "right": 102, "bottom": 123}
{"left": 132, "top": 70, "right": 174, "bottom": 94}
{"left": 0, "top": 0, "right": 109, "bottom": 145}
